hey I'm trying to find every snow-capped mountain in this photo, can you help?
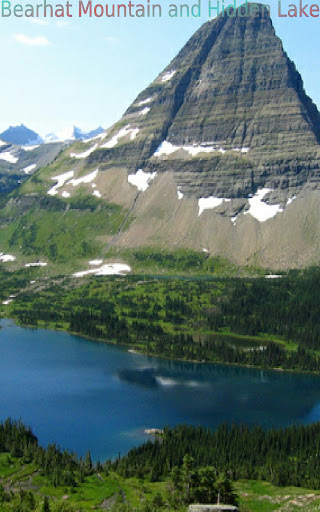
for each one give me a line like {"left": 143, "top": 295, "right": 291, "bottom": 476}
{"left": 43, "top": 126, "right": 105, "bottom": 143}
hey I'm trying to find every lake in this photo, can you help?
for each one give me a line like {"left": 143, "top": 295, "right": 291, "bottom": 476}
{"left": 1, "top": 318, "right": 320, "bottom": 461}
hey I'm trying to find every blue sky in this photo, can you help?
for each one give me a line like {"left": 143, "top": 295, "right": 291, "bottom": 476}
{"left": 0, "top": 0, "right": 319, "bottom": 136}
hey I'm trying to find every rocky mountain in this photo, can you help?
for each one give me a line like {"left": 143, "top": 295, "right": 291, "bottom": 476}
{"left": 1, "top": 4, "right": 320, "bottom": 271}
{"left": 0, "top": 124, "right": 43, "bottom": 146}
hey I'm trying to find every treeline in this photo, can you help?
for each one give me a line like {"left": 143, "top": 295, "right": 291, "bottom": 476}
{"left": 113, "top": 422, "right": 320, "bottom": 489}
{"left": 9, "top": 266, "right": 320, "bottom": 372}
{"left": 216, "top": 268, "right": 320, "bottom": 350}
{"left": 0, "top": 419, "right": 95, "bottom": 489}
{"left": 4, "top": 419, "right": 320, "bottom": 509}
{"left": 13, "top": 305, "right": 320, "bottom": 372}
{"left": 0, "top": 419, "right": 238, "bottom": 511}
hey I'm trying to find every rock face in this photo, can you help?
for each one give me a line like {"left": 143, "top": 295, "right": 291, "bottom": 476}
{"left": 89, "top": 4, "right": 320, "bottom": 208}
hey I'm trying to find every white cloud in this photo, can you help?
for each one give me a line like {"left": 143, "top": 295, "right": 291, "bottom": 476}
{"left": 13, "top": 34, "right": 52, "bottom": 47}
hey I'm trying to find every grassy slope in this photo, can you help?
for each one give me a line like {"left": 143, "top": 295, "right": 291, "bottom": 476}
{"left": 1, "top": 453, "right": 320, "bottom": 511}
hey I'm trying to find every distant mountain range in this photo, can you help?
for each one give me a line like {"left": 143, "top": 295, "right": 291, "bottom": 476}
{"left": 43, "top": 125, "right": 105, "bottom": 143}
{"left": 0, "top": 124, "right": 105, "bottom": 146}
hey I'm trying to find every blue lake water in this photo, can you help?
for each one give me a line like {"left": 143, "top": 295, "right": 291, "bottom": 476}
{"left": 1, "top": 318, "right": 320, "bottom": 461}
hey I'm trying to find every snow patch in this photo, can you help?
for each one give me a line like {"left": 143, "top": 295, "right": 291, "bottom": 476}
{"left": 0, "top": 151, "right": 18, "bottom": 164}
{"left": 2, "top": 299, "right": 12, "bottom": 305}
{"left": 73, "top": 263, "right": 131, "bottom": 277}
{"left": 89, "top": 259, "right": 103, "bottom": 266}
{"left": 0, "top": 253, "right": 16, "bottom": 262}
{"left": 62, "top": 191, "right": 70, "bottom": 198}
{"left": 25, "top": 262, "right": 47, "bottom": 267}
{"left": 137, "top": 97, "right": 153, "bottom": 106}
{"left": 22, "top": 164, "right": 36, "bottom": 174}
{"left": 0, "top": 140, "right": 6, "bottom": 147}
{"left": 153, "top": 141, "right": 241, "bottom": 158}
{"left": 244, "top": 188, "right": 283, "bottom": 222}
{"left": 22, "top": 145, "right": 40, "bottom": 151}
{"left": 161, "top": 70, "right": 176, "bottom": 82}
{"left": 101, "top": 125, "right": 139, "bottom": 149}
{"left": 83, "top": 132, "right": 107, "bottom": 143}
{"left": 154, "top": 141, "right": 217, "bottom": 158}
{"left": 92, "top": 190, "right": 102, "bottom": 198}
{"left": 70, "top": 144, "right": 98, "bottom": 159}
{"left": 265, "top": 274, "right": 283, "bottom": 279}
{"left": 287, "top": 195, "right": 296, "bottom": 206}
{"left": 153, "top": 141, "right": 179, "bottom": 157}
{"left": 177, "top": 190, "right": 184, "bottom": 200}
{"left": 137, "top": 107, "right": 150, "bottom": 116}
{"left": 47, "top": 170, "right": 74, "bottom": 196}
{"left": 198, "top": 197, "right": 230, "bottom": 216}
{"left": 66, "top": 169, "right": 98, "bottom": 187}
{"left": 128, "top": 169, "right": 157, "bottom": 192}
{"left": 202, "top": 249, "right": 209, "bottom": 253}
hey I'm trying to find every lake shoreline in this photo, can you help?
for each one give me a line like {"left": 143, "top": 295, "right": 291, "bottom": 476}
{"left": 5, "top": 316, "right": 320, "bottom": 378}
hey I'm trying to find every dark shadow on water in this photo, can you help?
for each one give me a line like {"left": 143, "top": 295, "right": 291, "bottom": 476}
{"left": 117, "top": 368, "right": 158, "bottom": 388}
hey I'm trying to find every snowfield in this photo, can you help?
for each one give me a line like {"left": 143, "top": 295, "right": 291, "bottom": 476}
{"left": 128, "top": 169, "right": 157, "bottom": 192}
{"left": 73, "top": 263, "right": 132, "bottom": 277}
{"left": 198, "top": 197, "right": 230, "bottom": 216}
{"left": 47, "top": 170, "right": 74, "bottom": 196}
{"left": 101, "top": 125, "right": 139, "bottom": 149}
{"left": 244, "top": 188, "right": 283, "bottom": 222}
{"left": 70, "top": 144, "right": 98, "bottom": 159}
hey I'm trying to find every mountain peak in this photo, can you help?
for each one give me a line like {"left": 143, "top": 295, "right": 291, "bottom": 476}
{"left": 88, "top": 6, "right": 319, "bottom": 202}
{"left": 0, "top": 125, "right": 43, "bottom": 146}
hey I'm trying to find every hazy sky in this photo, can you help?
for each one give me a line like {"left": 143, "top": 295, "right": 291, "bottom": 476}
{"left": 0, "top": 0, "right": 319, "bottom": 136}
